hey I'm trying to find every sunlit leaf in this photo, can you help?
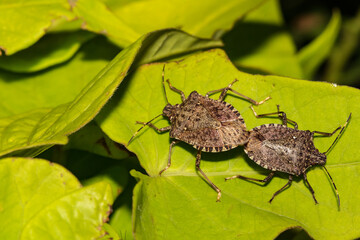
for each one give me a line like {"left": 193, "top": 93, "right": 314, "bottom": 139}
{"left": 0, "top": 0, "right": 75, "bottom": 55}
{"left": 0, "top": 29, "right": 222, "bottom": 158}
{"left": 0, "top": 158, "right": 113, "bottom": 240}
{"left": 98, "top": 49, "right": 360, "bottom": 239}
{"left": 73, "top": 0, "right": 267, "bottom": 47}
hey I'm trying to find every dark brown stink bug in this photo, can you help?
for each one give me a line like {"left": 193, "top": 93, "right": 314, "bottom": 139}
{"left": 128, "top": 65, "right": 270, "bottom": 201}
{"left": 226, "top": 106, "right": 351, "bottom": 207}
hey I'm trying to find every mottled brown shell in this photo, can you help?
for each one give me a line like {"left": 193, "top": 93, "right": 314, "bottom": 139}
{"left": 244, "top": 124, "right": 326, "bottom": 176}
{"left": 165, "top": 91, "right": 249, "bottom": 152}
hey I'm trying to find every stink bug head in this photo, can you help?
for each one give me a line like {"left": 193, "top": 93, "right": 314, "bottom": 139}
{"left": 162, "top": 103, "right": 179, "bottom": 120}
{"left": 307, "top": 150, "right": 327, "bottom": 170}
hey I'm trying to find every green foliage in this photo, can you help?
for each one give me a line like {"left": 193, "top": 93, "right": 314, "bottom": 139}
{"left": 0, "top": 158, "right": 113, "bottom": 239}
{"left": 101, "top": 49, "right": 360, "bottom": 239}
{"left": 0, "top": 0, "right": 75, "bottom": 55}
{"left": 0, "top": 0, "right": 357, "bottom": 239}
{"left": 298, "top": 10, "right": 342, "bottom": 79}
{"left": 223, "top": 0, "right": 304, "bottom": 78}
{"left": 0, "top": 31, "right": 94, "bottom": 73}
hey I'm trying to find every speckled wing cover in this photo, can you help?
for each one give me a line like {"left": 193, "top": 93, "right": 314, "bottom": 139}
{"left": 169, "top": 91, "right": 249, "bottom": 152}
{"left": 245, "top": 124, "right": 319, "bottom": 176}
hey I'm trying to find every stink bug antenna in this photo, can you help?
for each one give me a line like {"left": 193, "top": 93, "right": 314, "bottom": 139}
{"left": 323, "top": 166, "right": 340, "bottom": 208}
{"left": 324, "top": 113, "right": 352, "bottom": 155}
{"left": 127, "top": 113, "right": 163, "bottom": 146}
{"left": 162, "top": 65, "right": 169, "bottom": 104}
{"left": 321, "top": 113, "right": 351, "bottom": 209}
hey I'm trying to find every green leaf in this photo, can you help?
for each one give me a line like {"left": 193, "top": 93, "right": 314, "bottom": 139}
{"left": 82, "top": 165, "right": 129, "bottom": 199}
{"left": 66, "top": 121, "right": 130, "bottom": 160}
{"left": 0, "top": 157, "right": 113, "bottom": 240}
{"left": 98, "top": 49, "right": 360, "bottom": 239}
{"left": 0, "top": 29, "right": 222, "bottom": 157}
{"left": 0, "top": 36, "right": 118, "bottom": 118}
{"left": 223, "top": 0, "right": 303, "bottom": 78}
{"left": 0, "top": 31, "right": 94, "bottom": 73}
{"left": 110, "top": 203, "right": 133, "bottom": 240}
{"left": 71, "top": 0, "right": 140, "bottom": 47}
{"left": 109, "top": 178, "right": 134, "bottom": 240}
{"left": 0, "top": 30, "right": 139, "bottom": 156}
{"left": 0, "top": 0, "right": 75, "bottom": 55}
{"left": 298, "top": 10, "right": 342, "bottom": 79}
{"left": 73, "top": 0, "right": 267, "bottom": 47}
{"left": 100, "top": 224, "right": 121, "bottom": 240}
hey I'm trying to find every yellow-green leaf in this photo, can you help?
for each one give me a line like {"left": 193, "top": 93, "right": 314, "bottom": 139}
{"left": 98, "top": 49, "right": 360, "bottom": 239}
{"left": 0, "top": 158, "right": 113, "bottom": 240}
{"left": 0, "top": 0, "right": 75, "bottom": 55}
{"left": 223, "top": 0, "right": 303, "bottom": 78}
{"left": 0, "top": 29, "right": 222, "bottom": 157}
{"left": 0, "top": 31, "right": 94, "bottom": 73}
{"left": 73, "top": 0, "right": 267, "bottom": 47}
{"left": 298, "top": 10, "right": 342, "bottom": 79}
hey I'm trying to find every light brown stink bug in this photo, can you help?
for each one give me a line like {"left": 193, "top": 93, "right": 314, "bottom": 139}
{"left": 226, "top": 106, "right": 351, "bottom": 207}
{"left": 128, "top": 65, "right": 270, "bottom": 201}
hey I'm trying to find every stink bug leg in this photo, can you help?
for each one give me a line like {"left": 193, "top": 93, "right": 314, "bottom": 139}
{"left": 205, "top": 79, "right": 271, "bottom": 104}
{"left": 196, "top": 150, "right": 222, "bottom": 202}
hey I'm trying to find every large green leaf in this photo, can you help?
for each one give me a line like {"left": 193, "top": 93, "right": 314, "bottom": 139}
{"left": 0, "top": 36, "right": 118, "bottom": 118}
{"left": 0, "top": 31, "right": 139, "bottom": 156}
{"left": 0, "top": 0, "right": 75, "bottom": 55}
{"left": 0, "top": 37, "right": 136, "bottom": 156}
{"left": 98, "top": 49, "right": 360, "bottom": 239}
{"left": 73, "top": 0, "right": 267, "bottom": 47}
{"left": 0, "top": 157, "right": 113, "bottom": 239}
{"left": 0, "top": 29, "right": 222, "bottom": 157}
{"left": 71, "top": 0, "right": 140, "bottom": 47}
{"left": 298, "top": 10, "right": 342, "bottom": 79}
{"left": 223, "top": 0, "right": 303, "bottom": 78}
{"left": 0, "top": 31, "right": 94, "bottom": 73}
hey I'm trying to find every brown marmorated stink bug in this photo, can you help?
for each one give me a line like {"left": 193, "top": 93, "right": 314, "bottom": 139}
{"left": 225, "top": 105, "right": 351, "bottom": 207}
{"left": 128, "top": 65, "right": 270, "bottom": 201}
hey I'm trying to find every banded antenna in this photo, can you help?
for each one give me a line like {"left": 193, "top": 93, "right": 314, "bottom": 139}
{"left": 322, "top": 113, "right": 351, "bottom": 209}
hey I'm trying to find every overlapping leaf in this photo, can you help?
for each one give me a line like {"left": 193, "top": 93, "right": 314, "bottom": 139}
{"left": 223, "top": 0, "right": 303, "bottom": 78}
{"left": 298, "top": 10, "right": 342, "bottom": 79}
{"left": 0, "top": 0, "right": 75, "bottom": 55}
{"left": 73, "top": 0, "right": 268, "bottom": 46}
{"left": 0, "top": 29, "right": 222, "bottom": 157}
{"left": 0, "top": 31, "right": 94, "bottom": 73}
{"left": 0, "top": 37, "right": 118, "bottom": 118}
{"left": 65, "top": 121, "right": 130, "bottom": 160}
{"left": 0, "top": 31, "right": 140, "bottom": 156}
{"left": 98, "top": 49, "right": 360, "bottom": 239}
{"left": 0, "top": 158, "right": 113, "bottom": 239}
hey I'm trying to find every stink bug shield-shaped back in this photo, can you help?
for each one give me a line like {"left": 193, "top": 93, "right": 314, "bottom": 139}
{"left": 128, "top": 65, "right": 270, "bottom": 201}
{"left": 226, "top": 106, "right": 351, "bottom": 207}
